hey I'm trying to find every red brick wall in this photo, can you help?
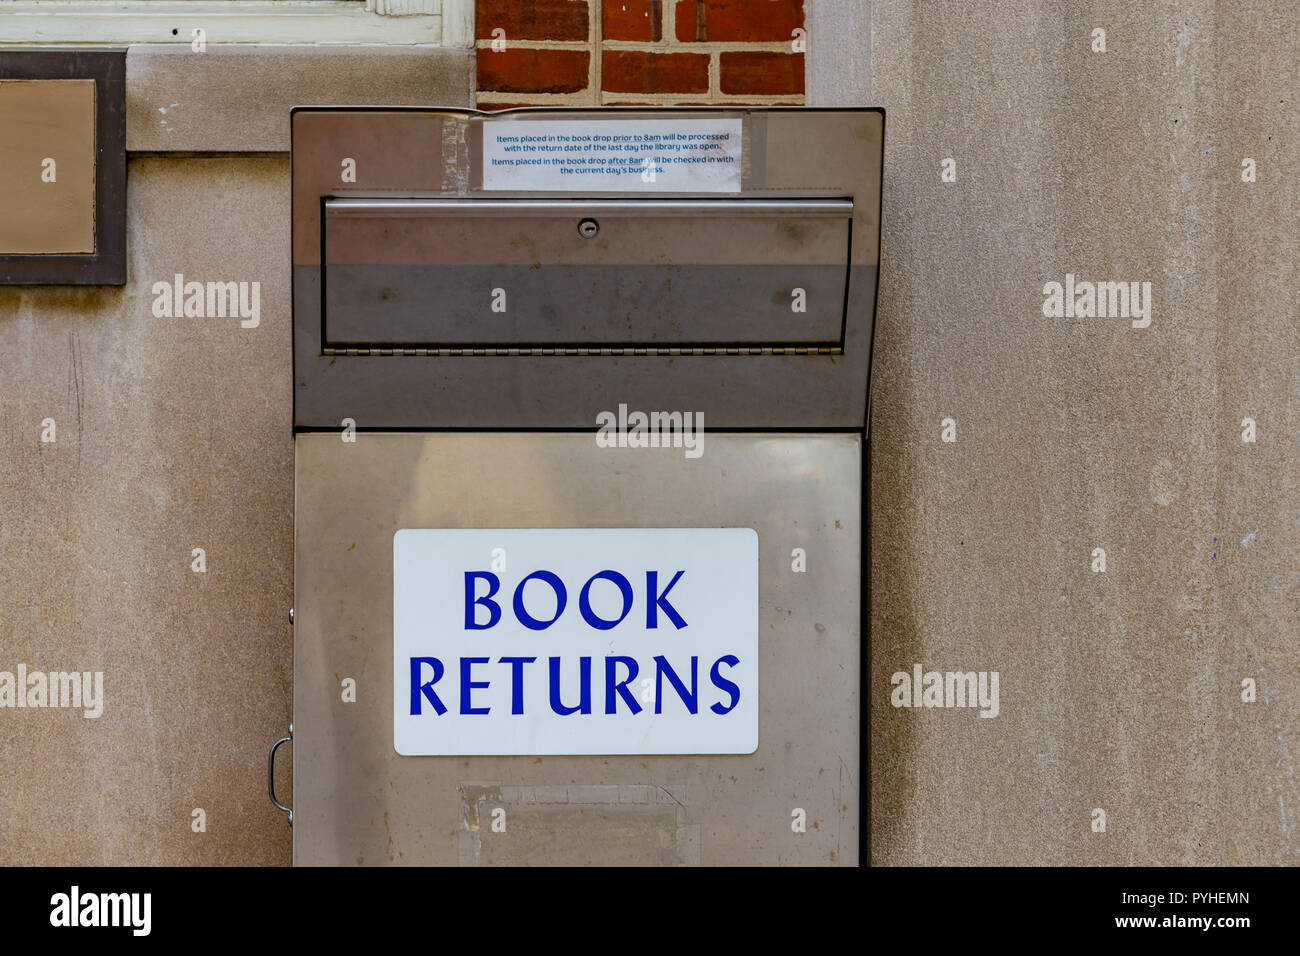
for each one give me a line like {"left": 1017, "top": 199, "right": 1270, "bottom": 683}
{"left": 476, "top": 0, "right": 805, "bottom": 108}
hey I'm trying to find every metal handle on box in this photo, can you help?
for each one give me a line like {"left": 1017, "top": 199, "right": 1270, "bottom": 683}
{"left": 268, "top": 723, "right": 293, "bottom": 826}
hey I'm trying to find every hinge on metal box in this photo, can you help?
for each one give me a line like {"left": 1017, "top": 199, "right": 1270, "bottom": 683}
{"left": 320, "top": 347, "right": 844, "bottom": 357}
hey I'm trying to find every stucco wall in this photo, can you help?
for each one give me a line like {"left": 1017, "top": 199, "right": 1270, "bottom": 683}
{"left": 862, "top": 2, "right": 1298, "bottom": 864}
{"left": 0, "top": 156, "right": 293, "bottom": 864}
{"left": 0, "top": 47, "right": 474, "bottom": 866}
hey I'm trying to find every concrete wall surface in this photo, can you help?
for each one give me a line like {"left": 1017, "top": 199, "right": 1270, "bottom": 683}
{"left": 0, "top": 46, "right": 474, "bottom": 866}
{"left": 0, "top": 157, "right": 294, "bottom": 864}
{"left": 866, "top": 2, "right": 1298, "bottom": 864}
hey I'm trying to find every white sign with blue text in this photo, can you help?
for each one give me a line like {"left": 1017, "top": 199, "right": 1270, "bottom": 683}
{"left": 393, "top": 528, "right": 758, "bottom": 755}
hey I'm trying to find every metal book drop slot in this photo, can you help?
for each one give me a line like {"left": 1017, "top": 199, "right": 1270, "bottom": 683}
{"left": 321, "top": 197, "right": 853, "bottom": 350}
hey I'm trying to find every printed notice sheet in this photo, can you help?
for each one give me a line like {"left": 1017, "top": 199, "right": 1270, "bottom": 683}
{"left": 482, "top": 118, "right": 743, "bottom": 192}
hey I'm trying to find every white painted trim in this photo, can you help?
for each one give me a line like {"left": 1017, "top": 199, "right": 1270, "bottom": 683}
{"left": 367, "top": 0, "right": 435, "bottom": 14}
{"left": 437, "top": 0, "right": 473, "bottom": 48}
{"left": 0, "top": 1, "right": 447, "bottom": 46}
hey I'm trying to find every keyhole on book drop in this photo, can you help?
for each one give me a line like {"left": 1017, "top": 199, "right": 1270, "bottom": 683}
{"left": 578, "top": 218, "right": 599, "bottom": 239}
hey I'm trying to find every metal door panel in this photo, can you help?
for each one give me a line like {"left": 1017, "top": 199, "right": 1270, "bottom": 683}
{"left": 322, "top": 198, "right": 851, "bottom": 348}
{"left": 293, "top": 432, "right": 860, "bottom": 866}
{"left": 291, "top": 107, "right": 885, "bottom": 430}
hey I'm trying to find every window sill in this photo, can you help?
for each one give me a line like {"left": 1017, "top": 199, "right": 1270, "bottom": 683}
{"left": 0, "top": 1, "right": 473, "bottom": 47}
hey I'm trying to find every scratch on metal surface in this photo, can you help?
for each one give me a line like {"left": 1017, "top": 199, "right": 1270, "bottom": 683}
{"left": 837, "top": 752, "right": 855, "bottom": 787}
{"left": 442, "top": 116, "right": 470, "bottom": 196}
{"left": 837, "top": 761, "right": 842, "bottom": 865}
{"left": 656, "top": 784, "right": 686, "bottom": 811}
{"left": 457, "top": 782, "right": 503, "bottom": 832}
{"left": 458, "top": 782, "right": 696, "bottom": 866}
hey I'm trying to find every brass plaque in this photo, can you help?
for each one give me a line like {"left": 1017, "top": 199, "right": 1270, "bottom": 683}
{"left": 0, "top": 79, "right": 96, "bottom": 254}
